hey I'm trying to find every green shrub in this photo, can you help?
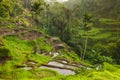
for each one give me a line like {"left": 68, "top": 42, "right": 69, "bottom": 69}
{"left": 0, "top": 47, "right": 11, "bottom": 58}
{"left": 103, "top": 62, "right": 119, "bottom": 72}
{"left": 107, "top": 40, "right": 120, "bottom": 64}
{"left": 31, "top": 68, "right": 59, "bottom": 79}
{"left": 11, "top": 69, "right": 34, "bottom": 80}
{"left": 0, "top": 3, "right": 9, "bottom": 18}
{"left": 0, "top": 61, "right": 14, "bottom": 79}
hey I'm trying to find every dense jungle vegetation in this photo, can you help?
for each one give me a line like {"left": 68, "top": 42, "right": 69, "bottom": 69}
{"left": 0, "top": 0, "right": 120, "bottom": 80}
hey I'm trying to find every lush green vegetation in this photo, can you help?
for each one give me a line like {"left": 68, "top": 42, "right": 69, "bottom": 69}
{"left": 0, "top": 0, "right": 120, "bottom": 80}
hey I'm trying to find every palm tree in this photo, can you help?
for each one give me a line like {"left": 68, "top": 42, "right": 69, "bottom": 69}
{"left": 61, "top": 6, "right": 78, "bottom": 41}
{"left": 31, "top": 1, "right": 44, "bottom": 25}
{"left": 82, "top": 13, "right": 93, "bottom": 60}
{"left": 31, "top": 1, "right": 44, "bottom": 54}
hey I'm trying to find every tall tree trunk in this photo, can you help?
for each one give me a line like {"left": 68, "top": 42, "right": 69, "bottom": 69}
{"left": 82, "top": 35, "right": 88, "bottom": 60}
{"left": 117, "top": 26, "right": 119, "bottom": 38}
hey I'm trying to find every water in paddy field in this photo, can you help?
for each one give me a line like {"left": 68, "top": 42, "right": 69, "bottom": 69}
{"left": 40, "top": 66, "right": 75, "bottom": 75}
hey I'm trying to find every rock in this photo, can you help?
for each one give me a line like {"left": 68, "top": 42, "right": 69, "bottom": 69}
{"left": 52, "top": 52, "right": 59, "bottom": 58}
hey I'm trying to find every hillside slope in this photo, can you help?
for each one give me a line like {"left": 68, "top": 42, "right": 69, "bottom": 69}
{"left": 0, "top": 27, "right": 84, "bottom": 79}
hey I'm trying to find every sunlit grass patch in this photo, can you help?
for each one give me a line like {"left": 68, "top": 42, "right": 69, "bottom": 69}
{"left": 28, "top": 53, "right": 51, "bottom": 64}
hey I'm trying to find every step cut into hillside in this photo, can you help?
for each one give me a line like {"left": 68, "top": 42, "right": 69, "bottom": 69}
{"left": 0, "top": 28, "right": 81, "bottom": 66}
